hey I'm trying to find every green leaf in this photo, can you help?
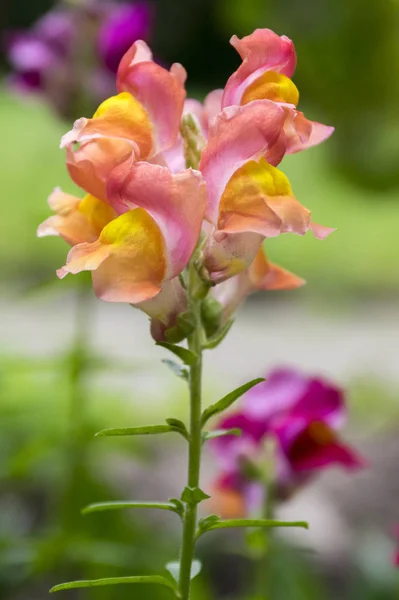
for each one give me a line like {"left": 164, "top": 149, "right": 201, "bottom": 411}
{"left": 196, "top": 518, "right": 309, "bottom": 539}
{"left": 202, "top": 428, "right": 242, "bottom": 442}
{"left": 181, "top": 486, "right": 210, "bottom": 505}
{"left": 203, "top": 319, "right": 234, "bottom": 350}
{"left": 157, "top": 342, "right": 197, "bottom": 365}
{"left": 166, "top": 559, "right": 202, "bottom": 583}
{"left": 95, "top": 424, "right": 188, "bottom": 440}
{"left": 162, "top": 359, "right": 189, "bottom": 381}
{"left": 201, "top": 378, "right": 265, "bottom": 425}
{"left": 50, "top": 575, "right": 177, "bottom": 594}
{"left": 198, "top": 514, "right": 221, "bottom": 534}
{"left": 168, "top": 498, "right": 185, "bottom": 518}
{"left": 165, "top": 418, "right": 189, "bottom": 439}
{"left": 82, "top": 501, "right": 182, "bottom": 517}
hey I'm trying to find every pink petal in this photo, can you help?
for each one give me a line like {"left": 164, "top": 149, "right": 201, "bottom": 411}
{"left": 223, "top": 29, "right": 297, "bottom": 107}
{"left": 281, "top": 107, "right": 334, "bottom": 154}
{"left": 136, "top": 277, "right": 188, "bottom": 341}
{"left": 107, "top": 161, "right": 206, "bottom": 278}
{"left": 204, "top": 230, "right": 264, "bottom": 284}
{"left": 200, "top": 100, "right": 286, "bottom": 223}
{"left": 117, "top": 40, "right": 186, "bottom": 153}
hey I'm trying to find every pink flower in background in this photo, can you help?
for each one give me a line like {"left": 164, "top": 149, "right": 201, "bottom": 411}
{"left": 393, "top": 526, "right": 399, "bottom": 567}
{"left": 5, "top": 1, "right": 153, "bottom": 118}
{"left": 210, "top": 368, "right": 365, "bottom": 516}
{"left": 98, "top": 2, "right": 153, "bottom": 73}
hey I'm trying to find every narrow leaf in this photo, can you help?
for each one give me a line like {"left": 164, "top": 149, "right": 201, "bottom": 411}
{"left": 162, "top": 359, "right": 189, "bottom": 381}
{"left": 203, "top": 319, "right": 235, "bottom": 350}
{"left": 197, "top": 518, "right": 309, "bottom": 538}
{"left": 201, "top": 378, "right": 265, "bottom": 425}
{"left": 50, "top": 575, "right": 177, "bottom": 594}
{"left": 157, "top": 342, "right": 197, "bottom": 365}
{"left": 82, "top": 501, "right": 182, "bottom": 517}
{"left": 203, "top": 428, "right": 241, "bottom": 442}
{"left": 95, "top": 425, "right": 187, "bottom": 439}
{"left": 166, "top": 559, "right": 202, "bottom": 583}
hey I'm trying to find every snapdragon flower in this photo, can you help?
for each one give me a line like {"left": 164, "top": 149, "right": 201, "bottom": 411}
{"left": 39, "top": 29, "right": 334, "bottom": 340}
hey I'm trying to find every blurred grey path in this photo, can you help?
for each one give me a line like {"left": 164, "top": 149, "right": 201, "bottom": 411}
{"left": 1, "top": 293, "right": 398, "bottom": 390}
{"left": 1, "top": 292, "right": 399, "bottom": 564}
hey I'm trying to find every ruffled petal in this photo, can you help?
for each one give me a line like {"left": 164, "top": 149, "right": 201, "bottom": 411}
{"left": 65, "top": 139, "right": 132, "bottom": 202}
{"left": 61, "top": 92, "right": 153, "bottom": 157}
{"left": 217, "top": 158, "right": 313, "bottom": 238}
{"left": 107, "top": 161, "right": 206, "bottom": 278}
{"left": 57, "top": 208, "right": 167, "bottom": 304}
{"left": 282, "top": 422, "right": 365, "bottom": 472}
{"left": 248, "top": 247, "right": 305, "bottom": 290}
{"left": 280, "top": 107, "right": 334, "bottom": 155}
{"left": 211, "top": 246, "right": 304, "bottom": 315}
{"left": 117, "top": 40, "right": 186, "bottom": 153}
{"left": 200, "top": 100, "right": 286, "bottom": 223}
{"left": 37, "top": 188, "right": 116, "bottom": 245}
{"left": 223, "top": 29, "right": 297, "bottom": 107}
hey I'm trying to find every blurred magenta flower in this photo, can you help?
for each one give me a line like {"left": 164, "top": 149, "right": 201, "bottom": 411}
{"left": 210, "top": 368, "right": 365, "bottom": 516}
{"left": 393, "top": 526, "right": 399, "bottom": 567}
{"left": 98, "top": 2, "right": 152, "bottom": 73}
{"left": 5, "top": 1, "right": 153, "bottom": 118}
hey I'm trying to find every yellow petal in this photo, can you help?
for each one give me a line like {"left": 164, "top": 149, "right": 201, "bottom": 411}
{"left": 242, "top": 70, "right": 299, "bottom": 106}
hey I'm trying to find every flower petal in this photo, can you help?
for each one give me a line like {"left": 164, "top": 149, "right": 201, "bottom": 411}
{"left": 65, "top": 139, "right": 131, "bottom": 202}
{"left": 204, "top": 230, "right": 264, "bottom": 284}
{"left": 281, "top": 107, "right": 334, "bottom": 154}
{"left": 218, "top": 158, "right": 312, "bottom": 238}
{"left": 61, "top": 92, "right": 153, "bottom": 158}
{"left": 242, "top": 71, "right": 299, "bottom": 105}
{"left": 37, "top": 188, "right": 116, "bottom": 245}
{"left": 248, "top": 247, "right": 305, "bottom": 290}
{"left": 136, "top": 277, "right": 188, "bottom": 341}
{"left": 117, "top": 40, "right": 186, "bottom": 153}
{"left": 107, "top": 161, "right": 206, "bottom": 278}
{"left": 57, "top": 208, "right": 167, "bottom": 304}
{"left": 223, "top": 29, "right": 297, "bottom": 107}
{"left": 200, "top": 100, "right": 286, "bottom": 223}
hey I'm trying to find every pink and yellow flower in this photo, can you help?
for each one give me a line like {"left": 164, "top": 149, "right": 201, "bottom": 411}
{"left": 221, "top": 29, "right": 334, "bottom": 155}
{"left": 39, "top": 28, "right": 335, "bottom": 339}
{"left": 38, "top": 163, "right": 206, "bottom": 331}
{"left": 61, "top": 40, "right": 186, "bottom": 202}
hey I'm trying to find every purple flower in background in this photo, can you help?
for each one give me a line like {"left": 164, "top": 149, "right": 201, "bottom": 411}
{"left": 98, "top": 2, "right": 152, "bottom": 72}
{"left": 210, "top": 368, "right": 366, "bottom": 516}
{"left": 5, "top": 1, "right": 153, "bottom": 118}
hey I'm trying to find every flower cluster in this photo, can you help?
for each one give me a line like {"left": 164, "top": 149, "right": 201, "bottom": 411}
{"left": 38, "top": 28, "right": 334, "bottom": 341}
{"left": 6, "top": 1, "right": 152, "bottom": 118}
{"left": 210, "top": 368, "right": 365, "bottom": 517}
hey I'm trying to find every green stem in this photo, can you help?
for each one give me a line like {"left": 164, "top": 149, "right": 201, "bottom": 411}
{"left": 178, "top": 263, "right": 203, "bottom": 600}
{"left": 60, "top": 280, "right": 91, "bottom": 530}
{"left": 252, "top": 483, "right": 275, "bottom": 600}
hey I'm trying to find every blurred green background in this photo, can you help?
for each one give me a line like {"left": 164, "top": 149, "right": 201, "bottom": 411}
{"left": 1, "top": 0, "right": 399, "bottom": 599}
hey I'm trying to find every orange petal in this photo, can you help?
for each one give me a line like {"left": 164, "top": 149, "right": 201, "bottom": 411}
{"left": 37, "top": 189, "right": 115, "bottom": 246}
{"left": 218, "top": 158, "right": 311, "bottom": 237}
{"left": 57, "top": 208, "right": 167, "bottom": 304}
{"left": 248, "top": 247, "right": 306, "bottom": 290}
